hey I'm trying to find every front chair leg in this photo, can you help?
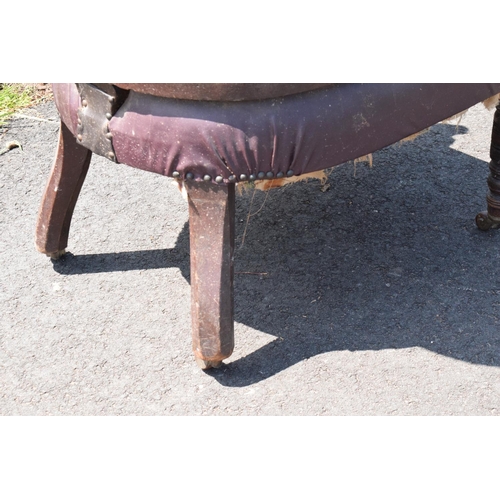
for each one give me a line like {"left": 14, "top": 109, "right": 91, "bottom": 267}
{"left": 476, "top": 103, "right": 500, "bottom": 230}
{"left": 35, "top": 120, "right": 92, "bottom": 258}
{"left": 186, "top": 181, "right": 235, "bottom": 369}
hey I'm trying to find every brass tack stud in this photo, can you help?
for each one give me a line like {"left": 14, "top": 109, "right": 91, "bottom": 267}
{"left": 240, "top": 174, "right": 248, "bottom": 181}
{"left": 257, "top": 172, "right": 265, "bottom": 179}
{"left": 215, "top": 175, "right": 224, "bottom": 183}
{"left": 105, "top": 113, "right": 112, "bottom": 120}
{"left": 228, "top": 175, "right": 236, "bottom": 182}
{"left": 266, "top": 172, "right": 274, "bottom": 179}
{"left": 203, "top": 175, "right": 212, "bottom": 182}
{"left": 277, "top": 172, "right": 284, "bottom": 178}
{"left": 249, "top": 174, "right": 256, "bottom": 181}
{"left": 77, "top": 134, "right": 83, "bottom": 142}
{"left": 186, "top": 173, "right": 194, "bottom": 180}
{"left": 82, "top": 99, "right": 88, "bottom": 107}
{"left": 107, "top": 152, "right": 115, "bottom": 160}
{"left": 287, "top": 170, "right": 294, "bottom": 177}
{"left": 172, "top": 171, "right": 180, "bottom": 178}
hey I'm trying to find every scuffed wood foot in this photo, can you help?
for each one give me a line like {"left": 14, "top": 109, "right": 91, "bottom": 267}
{"left": 186, "top": 181, "right": 235, "bottom": 367}
{"left": 47, "top": 249, "right": 67, "bottom": 260}
{"left": 35, "top": 120, "right": 92, "bottom": 257}
{"left": 195, "top": 358, "right": 223, "bottom": 370}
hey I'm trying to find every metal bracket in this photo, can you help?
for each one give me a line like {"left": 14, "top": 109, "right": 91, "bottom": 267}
{"left": 76, "top": 83, "right": 126, "bottom": 162}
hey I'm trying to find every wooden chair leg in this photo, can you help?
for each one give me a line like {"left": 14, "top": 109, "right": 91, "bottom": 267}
{"left": 35, "top": 120, "right": 92, "bottom": 258}
{"left": 186, "top": 181, "right": 235, "bottom": 369}
{"left": 476, "top": 103, "right": 500, "bottom": 230}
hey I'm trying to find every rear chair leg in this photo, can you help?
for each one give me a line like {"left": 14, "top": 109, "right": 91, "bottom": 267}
{"left": 35, "top": 120, "right": 92, "bottom": 258}
{"left": 476, "top": 103, "right": 500, "bottom": 230}
{"left": 186, "top": 181, "right": 235, "bottom": 369}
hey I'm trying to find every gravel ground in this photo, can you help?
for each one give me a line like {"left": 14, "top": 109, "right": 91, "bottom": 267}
{"left": 1, "top": 99, "right": 499, "bottom": 415}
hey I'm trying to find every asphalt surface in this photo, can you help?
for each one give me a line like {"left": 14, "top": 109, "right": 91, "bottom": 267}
{"left": 1, "top": 99, "right": 499, "bottom": 415}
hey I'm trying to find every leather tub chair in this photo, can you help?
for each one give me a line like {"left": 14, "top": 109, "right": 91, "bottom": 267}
{"left": 35, "top": 83, "right": 500, "bottom": 369}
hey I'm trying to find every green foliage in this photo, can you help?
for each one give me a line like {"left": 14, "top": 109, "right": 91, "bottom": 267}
{"left": 0, "top": 84, "right": 34, "bottom": 126}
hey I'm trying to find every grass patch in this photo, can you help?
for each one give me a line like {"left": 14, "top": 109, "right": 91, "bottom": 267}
{"left": 0, "top": 83, "right": 53, "bottom": 127}
{"left": 0, "top": 84, "right": 34, "bottom": 126}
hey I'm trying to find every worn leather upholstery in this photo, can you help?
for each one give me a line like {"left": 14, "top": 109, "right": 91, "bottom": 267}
{"left": 53, "top": 83, "right": 500, "bottom": 184}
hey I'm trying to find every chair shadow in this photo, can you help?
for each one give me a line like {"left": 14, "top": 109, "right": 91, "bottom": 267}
{"left": 53, "top": 122, "right": 500, "bottom": 387}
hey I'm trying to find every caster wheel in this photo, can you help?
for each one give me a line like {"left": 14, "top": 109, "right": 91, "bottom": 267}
{"left": 48, "top": 249, "right": 66, "bottom": 260}
{"left": 476, "top": 211, "right": 499, "bottom": 231}
{"left": 196, "top": 358, "right": 223, "bottom": 370}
